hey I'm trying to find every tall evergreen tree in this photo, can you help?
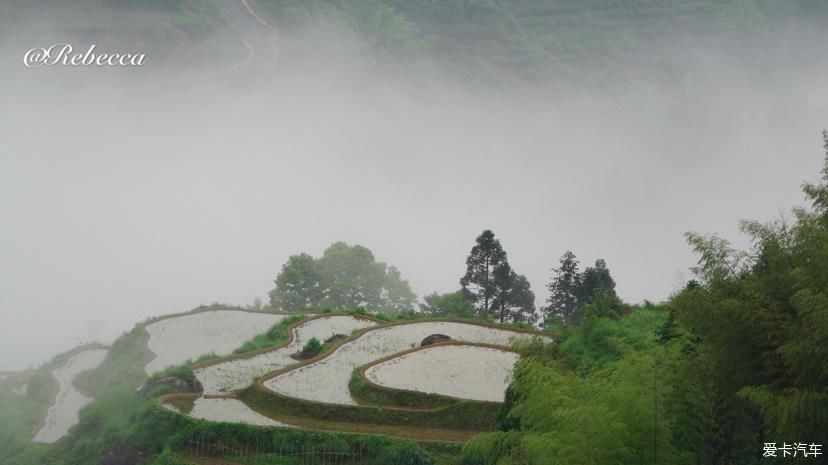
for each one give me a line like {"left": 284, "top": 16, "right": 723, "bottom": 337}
{"left": 544, "top": 250, "right": 581, "bottom": 325}
{"left": 491, "top": 262, "right": 537, "bottom": 324}
{"left": 576, "top": 258, "right": 618, "bottom": 305}
{"left": 460, "top": 230, "right": 507, "bottom": 316}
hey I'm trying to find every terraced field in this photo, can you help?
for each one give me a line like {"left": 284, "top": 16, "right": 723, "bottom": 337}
{"left": 33, "top": 347, "right": 110, "bottom": 444}
{"left": 188, "top": 398, "right": 291, "bottom": 427}
{"left": 364, "top": 344, "right": 519, "bottom": 402}
{"left": 12, "top": 306, "right": 553, "bottom": 458}
{"left": 262, "top": 321, "right": 541, "bottom": 405}
{"left": 195, "top": 314, "right": 377, "bottom": 394}
{"left": 147, "top": 314, "right": 551, "bottom": 442}
{"left": 144, "top": 310, "right": 288, "bottom": 375}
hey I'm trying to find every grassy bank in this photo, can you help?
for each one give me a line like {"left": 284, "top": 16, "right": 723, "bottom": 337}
{"left": 240, "top": 382, "right": 498, "bottom": 432}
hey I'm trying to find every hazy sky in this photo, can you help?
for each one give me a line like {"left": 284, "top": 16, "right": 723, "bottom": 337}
{"left": 1, "top": 21, "right": 827, "bottom": 370}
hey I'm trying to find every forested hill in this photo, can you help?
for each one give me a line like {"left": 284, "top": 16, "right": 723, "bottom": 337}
{"left": 253, "top": 0, "right": 827, "bottom": 81}
{"left": 3, "top": 0, "right": 826, "bottom": 82}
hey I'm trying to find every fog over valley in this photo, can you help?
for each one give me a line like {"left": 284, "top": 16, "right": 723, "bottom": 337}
{"left": 1, "top": 3, "right": 827, "bottom": 371}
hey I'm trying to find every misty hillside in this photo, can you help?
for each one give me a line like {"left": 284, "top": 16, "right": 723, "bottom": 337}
{"left": 0, "top": 0, "right": 238, "bottom": 70}
{"left": 2, "top": 0, "right": 828, "bottom": 463}
{"left": 252, "top": 0, "right": 827, "bottom": 80}
{"left": 3, "top": 0, "right": 827, "bottom": 81}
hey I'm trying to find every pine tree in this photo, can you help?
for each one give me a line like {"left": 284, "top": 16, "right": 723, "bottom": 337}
{"left": 544, "top": 250, "right": 581, "bottom": 325}
{"left": 460, "top": 230, "right": 507, "bottom": 316}
{"left": 491, "top": 262, "right": 537, "bottom": 324}
{"left": 577, "top": 259, "right": 617, "bottom": 304}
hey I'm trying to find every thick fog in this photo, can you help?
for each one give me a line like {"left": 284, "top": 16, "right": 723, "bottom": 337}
{"left": 1, "top": 13, "right": 827, "bottom": 370}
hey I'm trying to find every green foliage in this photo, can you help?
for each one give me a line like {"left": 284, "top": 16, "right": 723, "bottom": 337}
{"left": 420, "top": 291, "right": 475, "bottom": 318}
{"left": 461, "top": 230, "right": 537, "bottom": 323}
{"left": 233, "top": 315, "right": 307, "bottom": 354}
{"left": 544, "top": 252, "right": 621, "bottom": 326}
{"left": 147, "top": 364, "right": 196, "bottom": 385}
{"left": 269, "top": 253, "right": 322, "bottom": 311}
{"left": 376, "top": 442, "right": 436, "bottom": 465}
{"left": 463, "top": 305, "right": 699, "bottom": 465}
{"left": 544, "top": 251, "right": 581, "bottom": 325}
{"left": 270, "top": 243, "right": 416, "bottom": 314}
{"left": 301, "top": 337, "right": 323, "bottom": 357}
{"left": 3, "top": 386, "right": 439, "bottom": 465}
{"left": 460, "top": 230, "right": 507, "bottom": 316}
{"left": 802, "top": 131, "right": 828, "bottom": 214}
{"left": 155, "top": 407, "right": 436, "bottom": 465}
{"left": 372, "top": 312, "right": 392, "bottom": 322}
{"left": 0, "top": 369, "right": 53, "bottom": 464}
{"left": 150, "top": 449, "right": 194, "bottom": 465}
{"left": 253, "top": 0, "right": 811, "bottom": 82}
{"left": 578, "top": 287, "right": 625, "bottom": 321}
{"left": 560, "top": 307, "right": 668, "bottom": 368}
{"left": 683, "top": 232, "right": 753, "bottom": 283}
{"left": 478, "top": 134, "right": 825, "bottom": 464}
{"left": 576, "top": 259, "right": 617, "bottom": 306}
{"left": 193, "top": 352, "right": 220, "bottom": 363}
{"left": 669, "top": 140, "right": 828, "bottom": 460}
{"left": 491, "top": 262, "right": 538, "bottom": 325}
{"left": 74, "top": 328, "right": 151, "bottom": 396}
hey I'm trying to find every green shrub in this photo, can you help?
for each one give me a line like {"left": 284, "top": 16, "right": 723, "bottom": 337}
{"left": 234, "top": 315, "right": 307, "bottom": 354}
{"left": 193, "top": 352, "right": 219, "bottom": 364}
{"left": 375, "top": 442, "right": 436, "bottom": 465}
{"left": 74, "top": 328, "right": 151, "bottom": 396}
{"left": 148, "top": 364, "right": 195, "bottom": 384}
{"left": 372, "top": 312, "right": 392, "bottom": 322}
{"left": 302, "top": 337, "right": 323, "bottom": 357}
{"left": 150, "top": 449, "right": 193, "bottom": 465}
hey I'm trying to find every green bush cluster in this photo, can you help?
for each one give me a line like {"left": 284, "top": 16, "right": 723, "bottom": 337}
{"left": 156, "top": 407, "right": 436, "bottom": 465}
{"left": 234, "top": 315, "right": 308, "bottom": 354}
{"left": 74, "top": 328, "right": 151, "bottom": 396}
{"left": 301, "top": 337, "right": 323, "bottom": 357}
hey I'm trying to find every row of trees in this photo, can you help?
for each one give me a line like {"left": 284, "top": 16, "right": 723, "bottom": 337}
{"left": 269, "top": 231, "right": 621, "bottom": 327}
{"left": 545, "top": 252, "right": 623, "bottom": 325}
{"left": 461, "top": 133, "right": 828, "bottom": 465}
{"left": 423, "top": 229, "right": 621, "bottom": 326}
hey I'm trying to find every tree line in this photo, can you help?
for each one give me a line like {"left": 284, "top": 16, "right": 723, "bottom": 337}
{"left": 460, "top": 132, "right": 828, "bottom": 465}
{"left": 270, "top": 232, "right": 621, "bottom": 328}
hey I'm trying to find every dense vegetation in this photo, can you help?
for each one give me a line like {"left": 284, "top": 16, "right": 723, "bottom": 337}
{"left": 3, "top": 386, "right": 440, "bottom": 465}
{"left": 460, "top": 230, "right": 537, "bottom": 324}
{"left": 460, "top": 134, "right": 828, "bottom": 465}
{"left": 419, "top": 231, "right": 619, "bottom": 329}
{"left": 252, "top": 0, "right": 827, "bottom": 81}
{"left": 0, "top": 308, "right": 443, "bottom": 465}
{"left": 232, "top": 314, "right": 308, "bottom": 354}
{"left": 269, "top": 242, "right": 416, "bottom": 314}
{"left": 5, "top": 0, "right": 827, "bottom": 83}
